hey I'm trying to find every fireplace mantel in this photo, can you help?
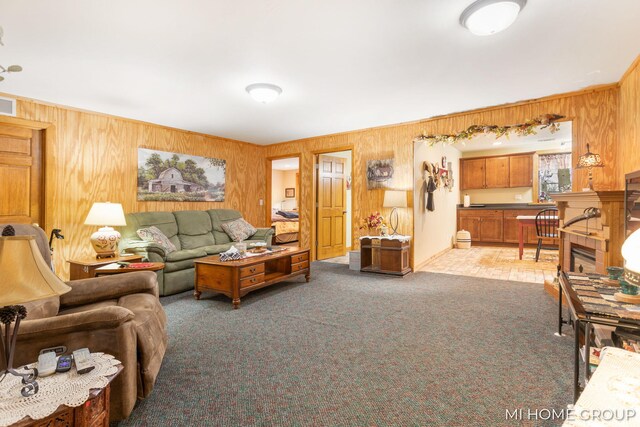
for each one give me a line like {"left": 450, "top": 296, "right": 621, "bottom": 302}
{"left": 550, "top": 191, "right": 625, "bottom": 273}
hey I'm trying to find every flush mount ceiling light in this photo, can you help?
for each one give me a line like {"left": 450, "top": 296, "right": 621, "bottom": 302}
{"left": 245, "top": 83, "right": 282, "bottom": 104}
{"left": 460, "top": 0, "right": 526, "bottom": 36}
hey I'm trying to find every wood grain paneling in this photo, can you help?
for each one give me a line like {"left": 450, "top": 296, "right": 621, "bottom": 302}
{"left": 265, "top": 85, "right": 621, "bottom": 267}
{"left": 620, "top": 55, "right": 640, "bottom": 180}
{"left": 0, "top": 94, "right": 265, "bottom": 279}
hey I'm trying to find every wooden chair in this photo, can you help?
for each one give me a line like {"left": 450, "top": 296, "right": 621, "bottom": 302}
{"left": 534, "top": 208, "right": 559, "bottom": 262}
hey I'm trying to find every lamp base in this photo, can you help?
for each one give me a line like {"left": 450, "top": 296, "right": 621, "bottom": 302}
{"left": 90, "top": 226, "right": 121, "bottom": 259}
{"left": 1, "top": 306, "right": 39, "bottom": 397}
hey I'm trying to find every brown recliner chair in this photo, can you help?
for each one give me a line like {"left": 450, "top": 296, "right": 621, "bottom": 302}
{"left": 0, "top": 224, "right": 168, "bottom": 421}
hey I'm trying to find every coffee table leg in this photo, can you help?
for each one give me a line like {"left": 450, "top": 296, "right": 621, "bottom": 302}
{"left": 194, "top": 288, "right": 201, "bottom": 300}
{"left": 232, "top": 298, "right": 240, "bottom": 309}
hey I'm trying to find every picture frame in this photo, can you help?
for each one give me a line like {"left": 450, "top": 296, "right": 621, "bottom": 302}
{"left": 285, "top": 188, "right": 295, "bottom": 198}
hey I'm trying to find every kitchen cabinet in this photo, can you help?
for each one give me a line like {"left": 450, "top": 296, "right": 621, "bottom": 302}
{"left": 485, "top": 156, "right": 510, "bottom": 188}
{"left": 460, "top": 158, "right": 486, "bottom": 190}
{"left": 460, "top": 153, "right": 533, "bottom": 190}
{"left": 509, "top": 154, "right": 533, "bottom": 187}
{"left": 459, "top": 207, "right": 559, "bottom": 246}
{"left": 458, "top": 210, "right": 504, "bottom": 243}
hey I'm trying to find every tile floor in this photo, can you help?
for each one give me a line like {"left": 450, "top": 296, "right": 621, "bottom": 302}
{"left": 418, "top": 246, "right": 558, "bottom": 284}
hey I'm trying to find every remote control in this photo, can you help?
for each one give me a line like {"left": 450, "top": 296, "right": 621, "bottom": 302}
{"left": 72, "top": 348, "right": 95, "bottom": 374}
{"left": 55, "top": 355, "right": 73, "bottom": 373}
{"left": 37, "top": 351, "right": 57, "bottom": 377}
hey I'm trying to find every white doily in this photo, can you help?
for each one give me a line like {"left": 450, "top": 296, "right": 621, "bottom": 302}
{"left": 0, "top": 352, "right": 120, "bottom": 427}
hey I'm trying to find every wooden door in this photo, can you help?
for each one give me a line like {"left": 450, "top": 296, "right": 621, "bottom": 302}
{"left": 460, "top": 159, "right": 486, "bottom": 190}
{"left": 485, "top": 157, "right": 510, "bottom": 188}
{"left": 316, "top": 155, "right": 347, "bottom": 260}
{"left": 0, "top": 124, "right": 43, "bottom": 225}
{"left": 509, "top": 154, "right": 533, "bottom": 187}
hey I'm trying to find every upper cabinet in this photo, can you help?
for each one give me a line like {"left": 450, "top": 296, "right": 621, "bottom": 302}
{"left": 460, "top": 158, "right": 486, "bottom": 189}
{"left": 509, "top": 154, "right": 533, "bottom": 188}
{"left": 485, "top": 156, "right": 510, "bottom": 188}
{"left": 460, "top": 153, "right": 533, "bottom": 190}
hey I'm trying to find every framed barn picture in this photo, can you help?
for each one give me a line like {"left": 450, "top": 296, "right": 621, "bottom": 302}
{"left": 137, "top": 148, "right": 226, "bottom": 201}
{"left": 285, "top": 188, "right": 295, "bottom": 198}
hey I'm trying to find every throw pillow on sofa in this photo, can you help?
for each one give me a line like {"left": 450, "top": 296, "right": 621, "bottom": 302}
{"left": 221, "top": 218, "right": 257, "bottom": 242}
{"left": 137, "top": 226, "right": 177, "bottom": 254}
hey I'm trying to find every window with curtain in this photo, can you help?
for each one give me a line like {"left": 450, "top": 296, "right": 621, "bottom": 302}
{"left": 538, "top": 153, "right": 572, "bottom": 201}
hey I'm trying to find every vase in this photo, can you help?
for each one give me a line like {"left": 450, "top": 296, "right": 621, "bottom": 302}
{"left": 368, "top": 227, "right": 379, "bottom": 236}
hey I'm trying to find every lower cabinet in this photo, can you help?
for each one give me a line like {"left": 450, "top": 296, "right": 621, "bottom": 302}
{"left": 458, "top": 210, "right": 503, "bottom": 243}
{"left": 459, "top": 208, "right": 557, "bottom": 245}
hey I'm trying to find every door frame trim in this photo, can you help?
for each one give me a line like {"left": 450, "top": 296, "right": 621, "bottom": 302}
{"left": 311, "top": 146, "right": 354, "bottom": 261}
{"left": 0, "top": 115, "right": 55, "bottom": 230}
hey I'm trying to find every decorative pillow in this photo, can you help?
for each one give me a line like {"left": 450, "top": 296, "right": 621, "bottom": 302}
{"left": 136, "top": 226, "right": 177, "bottom": 254}
{"left": 221, "top": 218, "right": 257, "bottom": 242}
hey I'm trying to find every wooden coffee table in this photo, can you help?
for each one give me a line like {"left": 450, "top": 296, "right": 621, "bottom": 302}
{"left": 194, "top": 246, "right": 310, "bottom": 309}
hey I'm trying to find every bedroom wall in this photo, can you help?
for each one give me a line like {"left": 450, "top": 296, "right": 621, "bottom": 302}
{"left": 1, "top": 93, "right": 266, "bottom": 279}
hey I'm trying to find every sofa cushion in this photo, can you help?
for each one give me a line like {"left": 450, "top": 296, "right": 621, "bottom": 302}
{"left": 173, "top": 210, "right": 216, "bottom": 249}
{"left": 207, "top": 209, "right": 243, "bottom": 244}
{"left": 202, "top": 244, "right": 234, "bottom": 255}
{"left": 221, "top": 218, "right": 257, "bottom": 242}
{"left": 165, "top": 248, "right": 207, "bottom": 262}
{"left": 122, "top": 211, "right": 181, "bottom": 251}
{"left": 23, "top": 297, "right": 60, "bottom": 319}
{"left": 137, "top": 226, "right": 177, "bottom": 254}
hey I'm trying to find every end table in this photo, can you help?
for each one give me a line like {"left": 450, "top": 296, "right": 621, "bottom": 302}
{"left": 68, "top": 254, "right": 143, "bottom": 280}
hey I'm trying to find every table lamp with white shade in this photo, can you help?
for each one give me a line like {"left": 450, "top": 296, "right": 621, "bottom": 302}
{"left": 383, "top": 190, "right": 407, "bottom": 235}
{"left": 0, "top": 232, "right": 71, "bottom": 396}
{"left": 84, "top": 202, "right": 127, "bottom": 259}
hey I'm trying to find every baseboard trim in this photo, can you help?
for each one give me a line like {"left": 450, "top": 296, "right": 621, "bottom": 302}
{"left": 414, "top": 246, "right": 453, "bottom": 271}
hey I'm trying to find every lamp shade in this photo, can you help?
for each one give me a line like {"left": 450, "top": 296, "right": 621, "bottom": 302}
{"left": 576, "top": 144, "right": 604, "bottom": 169}
{"left": 0, "top": 236, "right": 71, "bottom": 306}
{"left": 84, "top": 202, "right": 126, "bottom": 226}
{"left": 383, "top": 190, "right": 408, "bottom": 208}
{"left": 622, "top": 229, "right": 640, "bottom": 286}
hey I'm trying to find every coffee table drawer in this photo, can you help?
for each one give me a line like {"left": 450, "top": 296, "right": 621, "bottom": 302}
{"left": 291, "top": 260, "right": 309, "bottom": 273}
{"left": 240, "top": 273, "right": 265, "bottom": 288}
{"left": 240, "top": 263, "right": 265, "bottom": 278}
{"left": 291, "top": 252, "right": 309, "bottom": 264}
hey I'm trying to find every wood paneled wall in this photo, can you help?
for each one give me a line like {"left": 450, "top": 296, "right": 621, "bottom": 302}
{"left": 1, "top": 76, "right": 626, "bottom": 275}
{"left": 1, "top": 95, "right": 266, "bottom": 279}
{"left": 619, "top": 55, "right": 640, "bottom": 180}
{"left": 265, "top": 85, "right": 621, "bottom": 267}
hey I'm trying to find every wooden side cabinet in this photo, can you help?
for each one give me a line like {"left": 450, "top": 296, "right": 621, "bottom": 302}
{"left": 360, "top": 236, "right": 411, "bottom": 276}
{"left": 68, "top": 254, "right": 143, "bottom": 280}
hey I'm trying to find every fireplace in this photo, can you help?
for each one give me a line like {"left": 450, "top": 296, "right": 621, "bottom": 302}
{"left": 551, "top": 191, "right": 626, "bottom": 275}
{"left": 570, "top": 246, "right": 596, "bottom": 274}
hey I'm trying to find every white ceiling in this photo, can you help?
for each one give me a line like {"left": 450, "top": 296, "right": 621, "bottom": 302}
{"left": 457, "top": 121, "right": 572, "bottom": 153}
{"left": 272, "top": 157, "right": 299, "bottom": 171}
{"left": 1, "top": 1, "right": 639, "bottom": 145}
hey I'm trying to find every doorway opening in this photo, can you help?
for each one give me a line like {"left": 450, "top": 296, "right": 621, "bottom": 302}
{"left": 314, "top": 150, "right": 352, "bottom": 262}
{"left": 268, "top": 157, "right": 300, "bottom": 247}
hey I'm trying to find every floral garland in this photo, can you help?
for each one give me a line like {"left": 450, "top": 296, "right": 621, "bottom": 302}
{"left": 414, "top": 114, "right": 565, "bottom": 147}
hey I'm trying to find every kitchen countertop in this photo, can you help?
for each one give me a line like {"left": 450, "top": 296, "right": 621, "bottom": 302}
{"left": 457, "top": 203, "right": 556, "bottom": 210}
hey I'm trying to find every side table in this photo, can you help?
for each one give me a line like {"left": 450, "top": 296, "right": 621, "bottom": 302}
{"left": 68, "top": 255, "right": 143, "bottom": 280}
{"left": 95, "top": 262, "right": 165, "bottom": 276}
{"left": 359, "top": 235, "right": 412, "bottom": 276}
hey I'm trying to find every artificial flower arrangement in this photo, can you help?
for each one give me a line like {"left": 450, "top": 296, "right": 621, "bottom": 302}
{"left": 359, "top": 212, "right": 386, "bottom": 233}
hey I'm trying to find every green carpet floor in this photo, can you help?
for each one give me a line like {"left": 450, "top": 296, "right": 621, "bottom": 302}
{"left": 118, "top": 262, "right": 574, "bottom": 426}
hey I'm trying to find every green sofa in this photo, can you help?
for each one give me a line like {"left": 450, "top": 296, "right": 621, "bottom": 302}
{"left": 119, "top": 209, "right": 273, "bottom": 296}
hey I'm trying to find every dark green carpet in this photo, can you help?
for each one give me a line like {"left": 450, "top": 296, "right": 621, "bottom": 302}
{"left": 118, "top": 262, "right": 574, "bottom": 426}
